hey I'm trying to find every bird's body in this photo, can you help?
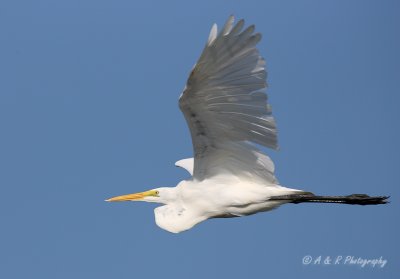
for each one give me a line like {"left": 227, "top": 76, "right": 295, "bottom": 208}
{"left": 106, "top": 16, "right": 388, "bottom": 233}
{"left": 153, "top": 177, "right": 301, "bottom": 233}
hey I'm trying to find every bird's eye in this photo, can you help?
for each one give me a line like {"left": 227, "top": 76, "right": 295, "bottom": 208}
{"left": 155, "top": 191, "right": 159, "bottom": 195}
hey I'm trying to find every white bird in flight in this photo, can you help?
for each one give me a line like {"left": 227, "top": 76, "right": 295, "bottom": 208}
{"left": 106, "top": 16, "right": 388, "bottom": 233}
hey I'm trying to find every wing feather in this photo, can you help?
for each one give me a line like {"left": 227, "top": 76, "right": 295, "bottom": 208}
{"left": 175, "top": 158, "right": 194, "bottom": 175}
{"left": 179, "top": 16, "right": 278, "bottom": 183}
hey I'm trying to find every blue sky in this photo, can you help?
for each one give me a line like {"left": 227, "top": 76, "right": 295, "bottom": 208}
{"left": 1, "top": 0, "right": 399, "bottom": 278}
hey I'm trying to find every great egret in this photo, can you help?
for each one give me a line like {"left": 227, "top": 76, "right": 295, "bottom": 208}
{"left": 106, "top": 16, "right": 388, "bottom": 233}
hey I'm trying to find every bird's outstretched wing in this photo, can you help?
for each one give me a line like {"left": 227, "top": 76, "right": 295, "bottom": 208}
{"left": 179, "top": 16, "right": 278, "bottom": 183}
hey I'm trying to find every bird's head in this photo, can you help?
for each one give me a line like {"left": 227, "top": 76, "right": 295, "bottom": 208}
{"left": 105, "top": 187, "right": 174, "bottom": 204}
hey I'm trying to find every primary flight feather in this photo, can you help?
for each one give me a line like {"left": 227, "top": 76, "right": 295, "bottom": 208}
{"left": 106, "top": 16, "right": 388, "bottom": 233}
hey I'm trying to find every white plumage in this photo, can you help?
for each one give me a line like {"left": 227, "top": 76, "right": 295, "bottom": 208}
{"left": 179, "top": 16, "right": 277, "bottom": 183}
{"left": 106, "top": 16, "right": 388, "bottom": 233}
{"left": 175, "top": 158, "right": 194, "bottom": 175}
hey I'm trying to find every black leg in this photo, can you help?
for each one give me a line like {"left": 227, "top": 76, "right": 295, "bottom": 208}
{"left": 270, "top": 193, "right": 389, "bottom": 205}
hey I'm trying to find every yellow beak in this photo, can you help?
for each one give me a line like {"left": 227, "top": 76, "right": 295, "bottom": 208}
{"left": 105, "top": 190, "right": 158, "bottom": 202}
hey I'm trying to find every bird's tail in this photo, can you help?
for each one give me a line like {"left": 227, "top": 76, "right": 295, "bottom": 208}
{"left": 270, "top": 193, "right": 389, "bottom": 205}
